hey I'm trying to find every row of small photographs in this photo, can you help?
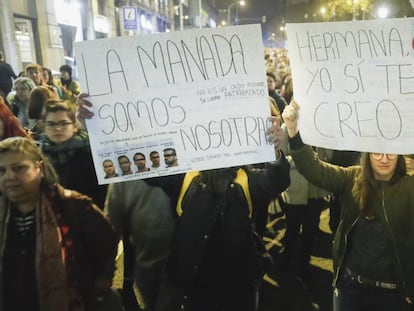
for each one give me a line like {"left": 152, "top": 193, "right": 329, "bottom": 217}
{"left": 102, "top": 147, "right": 179, "bottom": 178}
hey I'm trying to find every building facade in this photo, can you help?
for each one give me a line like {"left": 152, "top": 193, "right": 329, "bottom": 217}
{"left": 0, "top": 0, "right": 181, "bottom": 76}
{"left": 174, "top": 0, "right": 218, "bottom": 30}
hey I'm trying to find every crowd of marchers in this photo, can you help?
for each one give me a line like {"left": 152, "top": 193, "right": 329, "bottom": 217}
{"left": 0, "top": 44, "right": 412, "bottom": 311}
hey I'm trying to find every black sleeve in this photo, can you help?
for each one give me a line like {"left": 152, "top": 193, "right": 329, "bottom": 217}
{"left": 6, "top": 63, "right": 17, "bottom": 79}
{"left": 247, "top": 151, "right": 291, "bottom": 204}
{"left": 289, "top": 132, "right": 305, "bottom": 150}
{"left": 144, "top": 174, "right": 185, "bottom": 206}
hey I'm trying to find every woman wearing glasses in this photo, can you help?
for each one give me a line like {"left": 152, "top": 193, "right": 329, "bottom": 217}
{"left": 38, "top": 100, "right": 107, "bottom": 209}
{"left": 282, "top": 102, "right": 413, "bottom": 311}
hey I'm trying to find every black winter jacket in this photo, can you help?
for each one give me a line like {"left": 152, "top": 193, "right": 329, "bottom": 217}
{"left": 147, "top": 156, "right": 290, "bottom": 290}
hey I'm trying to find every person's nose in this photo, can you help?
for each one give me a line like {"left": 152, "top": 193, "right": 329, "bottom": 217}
{"left": 379, "top": 155, "right": 389, "bottom": 163}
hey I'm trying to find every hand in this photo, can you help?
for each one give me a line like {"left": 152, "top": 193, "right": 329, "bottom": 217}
{"left": 266, "top": 116, "right": 284, "bottom": 149}
{"left": 282, "top": 100, "right": 300, "bottom": 138}
{"left": 405, "top": 156, "right": 414, "bottom": 172}
{"left": 76, "top": 93, "right": 94, "bottom": 127}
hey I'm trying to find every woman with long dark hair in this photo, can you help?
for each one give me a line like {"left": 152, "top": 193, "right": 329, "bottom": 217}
{"left": 282, "top": 102, "right": 413, "bottom": 311}
{"left": 42, "top": 67, "right": 63, "bottom": 99}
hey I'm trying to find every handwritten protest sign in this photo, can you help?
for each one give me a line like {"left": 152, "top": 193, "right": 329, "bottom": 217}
{"left": 74, "top": 24, "right": 274, "bottom": 185}
{"left": 286, "top": 18, "right": 414, "bottom": 154}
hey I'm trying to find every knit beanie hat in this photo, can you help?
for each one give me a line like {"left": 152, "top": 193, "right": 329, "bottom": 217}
{"left": 14, "top": 77, "right": 36, "bottom": 91}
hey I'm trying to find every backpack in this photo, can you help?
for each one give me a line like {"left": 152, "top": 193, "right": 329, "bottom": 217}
{"left": 176, "top": 168, "right": 273, "bottom": 276}
{"left": 176, "top": 168, "right": 252, "bottom": 216}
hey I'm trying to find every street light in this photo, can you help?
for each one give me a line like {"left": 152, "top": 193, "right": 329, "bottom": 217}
{"left": 320, "top": 6, "right": 326, "bottom": 21}
{"left": 227, "top": 0, "right": 245, "bottom": 25}
{"left": 377, "top": 6, "right": 389, "bottom": 18}
{"left": 320, "top": 7, "right": 326, "bottom": 16}
{"left": 352, "top": 0, "right": 358, "bottom": 20}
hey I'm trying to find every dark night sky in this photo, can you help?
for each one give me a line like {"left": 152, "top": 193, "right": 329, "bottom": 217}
{"left": 220, "top": 0, "right": 285, "bottom": 24}
{"left": 219, "top": 0, "right": 286, "bottom": 45}
{"left": 218, "top": 0, "right": 414, "bottom": 46}
{"left": 223, "top": 0, "right": 414, "bottom": 25}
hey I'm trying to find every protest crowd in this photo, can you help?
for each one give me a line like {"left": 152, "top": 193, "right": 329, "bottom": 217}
{"left": 0, "top": 21, "right": 413, "bottom": 311}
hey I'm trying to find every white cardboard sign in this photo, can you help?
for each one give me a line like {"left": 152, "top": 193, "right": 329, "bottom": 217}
{"left": 287, "top": 18, "right": 414, "bottom": 154}
{"left": 75, "top": 24, "right": 274, "bottom": 184}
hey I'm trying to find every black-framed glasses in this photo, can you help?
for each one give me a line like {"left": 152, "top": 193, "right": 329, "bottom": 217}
{"left": 164, "top": 153, "right": 175, "bottom": 157}
{"left": 44, "top": 121, "right": 74, "bottom": 129}
{"left": 134, "top": 158, "right": 145, "bottom": 162}
{"left": 370, "top": 153, "right": 398, "bottom": 161}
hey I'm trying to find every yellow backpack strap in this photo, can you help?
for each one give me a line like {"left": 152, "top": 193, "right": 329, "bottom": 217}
{"left": 235, "top": 168, "right": 253, "bottom": 218}
{"left": 176, "top": 169, "right": 253, "bottom": 218}
{"left": 176, "top": 171, "right": 200, "bottom": 216}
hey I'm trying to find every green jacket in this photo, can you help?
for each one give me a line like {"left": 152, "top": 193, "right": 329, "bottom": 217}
{"left": 290, "top": 136, "right": 414, "bottom": 303}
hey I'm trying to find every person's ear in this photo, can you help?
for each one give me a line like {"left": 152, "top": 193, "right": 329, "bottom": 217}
{"left": 37, "top": 160, "right": 45, "bottom": 177}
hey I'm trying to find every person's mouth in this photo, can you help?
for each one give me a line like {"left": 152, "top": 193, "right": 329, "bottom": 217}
{"left": 378, "top": 165, "right": 390, "bottom": 169}
{"left": 5, "top": 184, "right": 21, "bottom": 191}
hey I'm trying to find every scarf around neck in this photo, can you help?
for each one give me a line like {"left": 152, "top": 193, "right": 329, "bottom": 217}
{"left": 0, "top": 187, "right": 84, "bottom": 311}
{"left": 60, "top": 77, "right": 72, "bottom": 88}
{"left": 41, "top": 130, "right": 90, "bottom": 167}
